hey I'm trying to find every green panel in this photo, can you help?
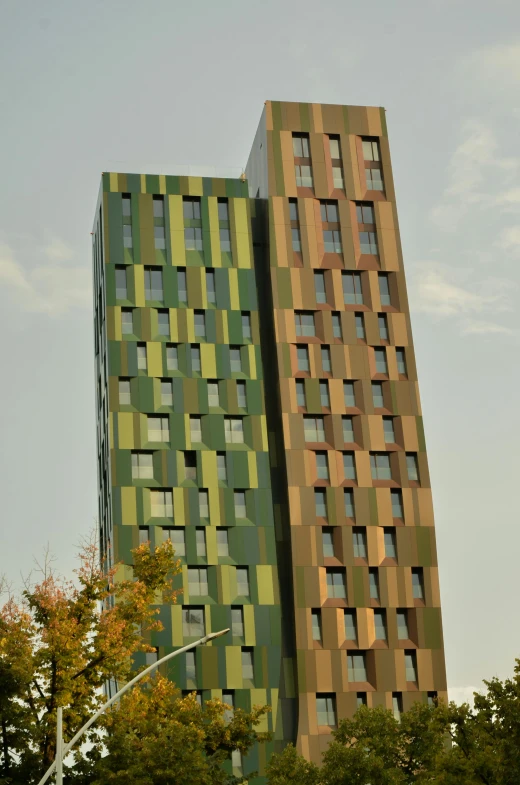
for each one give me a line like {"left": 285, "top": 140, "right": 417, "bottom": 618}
{"left": 422, "top": 607, "right": 442, "bottom": 649}
{"left": 416, "top": 527, "right": 432, "bottom": 567}
{"left": 352, "top": 566, "right": 365, "bottom": 607}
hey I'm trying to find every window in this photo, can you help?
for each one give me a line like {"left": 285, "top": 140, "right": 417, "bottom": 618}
{"left": 145, "top": 648, "right": 159, "bottom": 666}
{"left": 236, "top": 381, "right": 247, "bottom": 409}
{"left": 356, "top": 203, "right": 375, "bottom": 224}
{"left": 352, "top": 527, "right": 367, "bottom": 558}
{"left": 153, "top": 195, "right": 164, "bottom": 218}
{"left": 164, "top": 528, "right": 185, "bottom": 557}
{"left": 326, "top": 568, "right": 346, "bottom": 599}
{"left": 370, "top": 453, "right": 391, "bottom": 481}
{"left": 123, "top": 224, "right": 133, "bottom": 248}
{"left": 391, "top": 489, "right": 404, "bottom": 518}
{"left": 194, "top": 311, "right": 206, "bottom": 339}
{"left": 217, "top": 198, "right": 229, "bottom": 222}
{"left": 348, "top": 652, "right": 367, "bottom": 682}
{"left": 231, "top": 749, "right": 242, "bottom": 775}
{"left": 148, "top": 415, "right": 169, "bottom": 442}
{"left": 321, "top": 346, "right": 331, "bottom": 373}
{"left": 188, "top": 567, "right": 208, "bottom": 596}
{"left": 344, "top": 610, "right": 357, "bottom": 642}
{"left": 295, "top": 164, "right": 313, "bottom": 188}
{"left": 311, "top": 609, "right": 322, "bottom": 642}
{"left": 196, "top": 528, "right": 206, "bottom": 558}
{"left": 295, "top": 311, "right": 316, "bottom": 337}
{"left": 151, "top": 490, "right": 173, "bottom": 518}
{"left": 315, "top": 451, "right": 329, "bottom": 481}
{"left": 183, "top": 606, "right": 205, "bottom": 637}
{"left": 316, "top": 694, "right": 336, "bottom": 727}
{"left": 396, "top": 348, "right": 407, "bottom": 376}
{"left": 315, "top": 490, "right": 328, "bottom": 519}
{"left": 359, "top": 231, "right": 378, "bottom": 256}
{"left": 329, "top": 136, "right": 341, "bottom": 160}
{"left": 342, "top": 416, "right": 354, "bottom": 443}
{"left": 365, "top": 167, "right": 384, "bottom": 191}
{"left": 332, "top": 165, "right": 345, "bottom": 190}
{"left": 119, "top": 379, "right": 131, "bottom": 405}
{"left": 206, "top": 270, "right": 216, "bottom": 304}
{"left": 397, "top": 610, "right": 409, "bottom": 640}
{"left": 369, "top": 568, "right": 380, "bottom": 600}
{"left": 131, "top": 452, "right": 153, "bottom": 480}
{"left": 121, "top": 308, "right": 133, "bottom": 335}
{"left": 374, "top": 610, "right": 387, "bottom": 641}
{"left": 343, "top": 272, "right": 363, "bottom": 305}
{"left": 158, "top": 309, "right": 170, "bottom": 336}
{"left": 137, "top": 344, "right": 147, "bottom": 371}
{"left": 406, "top": 453, "right": 419, "bottom": 482}
{"left": 314, "top": 271, "right": 326, "bottom": 304}
{"left": 379, "top": 273, "right": 391, "bottom": 306}
{"left": 122, "top": 195, "right": 132, "bottom": 217}
{"left": 393, "top": 693, "right": 403, "bottom": 721}
{"left": 355, "top": 314, "right": 366, "bottom": 341}
{"left": 384, "top": 529, "right": 397, "bottom": 559}
{"left": 207, "top": 381, "right": 220, "bottom": 408}
{"left": 242, "top": 312, "right": 252, "bottom": 340}
{"left": 322, "top": 229, "right": 342, "bottom": 253}
{"left": 177, "top": 268, "right": 187, "bottom": 303}
{"left": 166, "top": 344, "right": 178, "bottom": 371}
{"left": 428, "top": 692, "right": 438, "bottom": 707}
{"left": 293, "top": 133, "right": 310, "bottom": 158}
{"left": 224, "top": 417, "right": 244, "bottom": 444}
{"left": 383, "top": 417, "right": 395, "bottom": 444}
{"left": 216, "top": 452, "right": 227, "bottom": 481}
{"left": 220, "top": 228, "right": 231, "bottom": 252}
{"left": 185, "top": 227, "right": 203, "bottom": 251}
{"left": 344, "top": 382, "right": 356, "bottom": 408}
{"left": 377, "top": 313, "right": 389, "bottom": 341}
{"left": 183, "top": 197, "right": 201, "bottom": 220}
{"left": 405, "top": 650, "right": 418, "bottom": 682}
{"left": 139, "top": 526, "right": 149, "bottom": 545}
{"left": 230, "top": 346, "right": 242, "bottom": 373}
{"left": 185, "top": 650, "right": 197, "bottom": 684}
{"left": 115, "top": 266, "right": 128, "bottom": 299}
{"left": 343, "top": 452, "right": 357, "bottom": 481}
{"left": 234, "top": 491, "right": 247, "bottom": 519}
{"left": 191, "top": 345, "right": 201, "bottom": 373}
{"left": 319, "top": 381, "right": 330, "bottom": 407}
{"left": 374, "top": 348, "right": 388, "bottom": 374}
{"left": 297, "top": 345, "right": 310, "bottom": 372}
{"left": 292, "top": 228, "right": 301, "bottom": 252}
{"left": 412, "top": 568, "right": 424, "bottom": 600}
{"left": 289, "top": 198, "right": 299, "bottom": 222}
{"left": 296, "top": 380, "right": 306, "bottom": 408}
{"left": 344, "top": 489, "right": 355, "bottom": 518}
{"left": 242, "top": 648, "right": 254, "bottom": 681}
{"left": 357, "top": 693, "right": 367, "bottom": 708}
{"left": 217, "top": 528, "right": 229, "bottom": 557}
{"left": 190, "top": 415, "right": 202, "bottom": 443}
{"left": 198, "top": 490, "right": 209, "bottom": 519}
{"left": 231, "top": 607, "right": 244, "bottom": 637}
{"left": 304, "top": 416, "right": 325, "bottom": 442}
{"left": 332, "top": 313, "right": 342, "bottom": 339}
{"left": 236, "top": 567, "right": 250, "bottom": 596}
{"left": 372, "top": 381, "right": 384, "bottom": 409}
{"left": 144, "top": 268, "right": 163, "bottom": 301}
{"left": 320, "top": 201, "right": 339, "bottom": 223}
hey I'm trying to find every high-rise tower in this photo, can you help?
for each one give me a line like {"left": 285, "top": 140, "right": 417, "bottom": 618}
{"left": 92, "top": 100, "right": 447, "bottom": 780}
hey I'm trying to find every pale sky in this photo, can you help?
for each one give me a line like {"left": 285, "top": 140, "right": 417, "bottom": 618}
{"left": 1, "top": 0, "right": 519, "bottom": 704}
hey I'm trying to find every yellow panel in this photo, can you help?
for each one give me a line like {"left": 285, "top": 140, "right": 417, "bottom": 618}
{"left": 259, "top": 415, "right": 268, "bottom": 451}
{"left": 200, "top": 343, "right": 217, "bottom": 378}
{"left": 159, "top": 174, "right": 166, "bottom": 195}
{"left": 233, "top": 199, "right": 251, "bottom": 268}
{"left": 205, "top": 526, "right": 217, "bottom": 564}
{"left": 247, "top": 452, "right": 258, "bottom": 489}
{"left": 256, "top": 565, "right": 275, "bottom": 604}
{"left": 173, "top": 488, "right": 185, "bottom": 526}
{"left": 147, "top": 342, "right": 163, "bottom": 377}
{"left": 168, "top": 196, "right": 186, "bottom": 266}
{"left": 117, "top": 412, "right": 134, "bottom": 449}
{"left": 220, "top": 310, "right": 229, "bottom": 344}
{"left": 109, "top": 172, "right": 118, "bottom": 192}
{"left": 113, "top": 306, "right": 122, "bottom": 341}
{"left": 208, "top": 486, "right": 221, "bottom": 526}
{"left": 243, "top": 604, "right": 257, "bottom": 645}
{"left": 188, "top": 177, "right": 203, "bottom": 196}
{"left": 134, "top": 265, "right": 145, "bottom": 307}
{"left": 170, "top": 309, "right": 179, "bottom": 342}
{"left": 247, "top": 344, "right": 257, "bottom": 379}
{"left": 228, "top": 268, "right": 240, "bottom": 311}
{"left": 121, "top": 486, "right": 137, "bottom": 525}
{"left": 225, "top": 647, "right": 243, "bottom": 689}
{"left": 250, "top": 690, "right": 269, "bottom": 730}
{"left": 220, "top": 564, "right": 232, "bottom": 605}
{"left": 140, "top": 174, "right": 146, "bottom": 193}
{"left": 171, "top": 605, "right": 183, "bottom": 646}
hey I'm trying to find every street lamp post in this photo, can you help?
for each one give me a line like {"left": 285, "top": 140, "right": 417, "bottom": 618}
{"left": 37, "top": 628, "right": 230, "bottom": 785}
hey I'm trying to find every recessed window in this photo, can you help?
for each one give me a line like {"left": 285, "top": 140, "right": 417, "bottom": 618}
{"left": 163, "top": 527, "right": 185, "bottom": 557}
{"left": 150, "top": 490, "right": 173, "bottom": 518}
{"left": 297, "top": 345, "right": 310, "bottom": 372}
{"left": 343, "top": 272, "right": 363, "bottom": 305}
{"left": 196, "top": 528, "right": 207, "bottom": 558}
{"left": 322, "top": 526, "right": 334, "bottom": 556}
{"left": 131, "top": 451, "right": 153, "bottom": 480}
{"left": 370, "top": 452, "right": 391, "bottom": 481}
{"left": 216, "top": 452, "right": 227, "bottom": 481}
{"left": 190, "top": 415, "right": 202, "bottom": 443}
{"left": 347, "top": 652, "right": 367, "bottom": 682}
{"left": 324, "top": 230, "right": 343, "bottom": 254}
{"left": 316, "top": 693, "right": 336, "bottom": 727}
{"left": 378, "top": 314, "right": 389, "bottom": 341}
{"left": 396, "top": 348, "right": 408, "bottom": 376}
{"left": 314, "top": 271, "right": 326, "bottom": 304}
{"left": 383, "top": 417, "right": 395, "bottom": 444}
{"left": 293, "top": 133, "right": 310, "bottom": 158}
{"left": 374, "top": 609, "right": 387, "bottom": 641}
{"left": 332, "top": 165, "right": 344, "bottom": 190}
{"left": 198, "top": 490, "right": 209, "bottom": 519}
{"left": 369, "top": 568, "right": 380, "bottom": 600}
{"left": 311, "top": 609, "right": 322, "bottom": 642}
{"left": 234, "top": 491, "right": 247, "bottom": 519}
{"left": 343, "top": 452, "right": 357, "bottom": 481}
{"left": 183, "top": 606, "right": 205, "bottom": 638}
{"left": 357, "top": 692, "right": 367, "bottom": 707}
{"left": 139, "top": 526, "right": 149, "bottom": 545}
{"left": 332, "top": 313, "right": 342, "bottom": 339}
{"left": 391, "top": 489, "right": 404, "bottom": 518}
{"left": 352, "top": 527, "right": 367, "bottom": 558}
{"left": 321, "top": 346, "right": 332, "bottom": 373}
{"left": 241, "top": 648, "right": 254, "bottom": 681}
{"left": 355, "top": 314, "right": 366, "bottom": 341}
{"left": 365, "top": 167, "right": 384, "bottom": 191}
{"left": 342, "top": 416, "right": 354, "bottom": 443}
{"left": 384, "top": 528, "right": 397, "bottom": 559}
{"left": 224, "top": 417, "right": 244, "bottom": 444}
{"left": 115, "top": 266, "right": 128, "bottom": 299}
{"left": 230, "top": 346, "right": 242, "bottom": 373}
{"left": 304, "top": 416, "right": 325, "bottom": 443}
{"left": 292, "top": 227, "right": 302, "bottom": 252}
{"left": 242, "top": 312, "right": 252, "bottom": 340}
{"left": 372, "top": 381, "right": 384, "bottom": 409}
{"left": 236, "top": 567, "right": 250, "bottom": 597}
{"left": 217, "top": 528, "right": 229, "bottom": 557}
{"left": 406, "top": 453, "right": 419, "bottom": 482}
{"left": 315, "top": 451, "right": 329, "bottom": 481}
{"left": 344, "top": 489, "right": 355, "bottom": 518}
{"left": 177, "top": 268, "right": 188, "bottom": 303}
{"left": 220, "top": 228, "right": 231, "bottom": 252}
{"left": 122, "top": 195, "right": 132, "bottom": 217}
{"left": 207, "top": 380, "right": 220, "bottom": 408}
{"left": 412, "top": 568, "right": 424, "bottom": 600}
{"left": 315, "top": 490, "right": 328, "bottom": 519}
{"left": 123, "top": 224, "right": 133, "bottom": 248}
{"left": 427, "top": 692, "right": 438, "bottom": 707}
{"left": 217, "top": 198, "right": 229, "bottom": 222}
{"left": 183, "top": 197, "right": 201, "bottom": 221}
{"left": 158, "top": 309, "right": 170, "bottom": 336}
{"left": 119, "top": 379, "right": 131, "bottom": 405}
{"left": 194, "top": 311, "right": 206, "bottom": 339}
{"left": 344, "top": 381, "right": 356, "bottom": 408}
{"left": 147, "top": 415, "right": 169, "bottom": 442}
{"left": 191, "top": 345, "right": 201, "bottom": 373}
{"left": 166, "top": 344, "right": 178, "bottom": 371}
{"left": 121, "top": 308, "right": 133, "bottom": 335}
{"left": 289, "top": 198, "right": 299, "bottom": 222}
{"left": 231, "top": 607, "right": 244, "bottom": 637}
{"left": 295, "top": 311, "right": 316, "bottom": 337}
{"left": 296, "top": 380, "right": 306, "bottom": 408}
{"left": 320, "top": 201, "right": 339, "bottom": 223}
{"left": 374, "top": 347, "right": 388, "bottom": 374}
{"left": 356, "top": 203, "right": 375, "bottom": 224}
{"left": 153, "top": 195, "right": 164, "bottom": 218}
{"left": 397, "top": 609, "right": 409, "bottom": 640}
{"left": 379, "top": 273, "right": 391, "bottom": 306}
{"left": 295, "top": 164, "right": 313, "bottom": 188}
{"left": 405, "top": 650, "right": 418, "bottom": 682}
{"left": 237, "top": 381, "right": 247, "bottom": 409}
{"left": 137, "top": 343, "right": 147, "bottom": 371}
{"left": 328, "top": 135, "right": 341, "bottom": 160}
{"left": 144, "top": 268, "right": 163, "bottom": 301}
{"left": 359, "top": 231, "right": 378, "bottom": 256}
{"left": 185, "top": 650, "right": 197, "bottom": 685}
{"left": 392, "top": 692, "right": 403, "bottom": 721}
{"left": 185, "top": 227, "right": 203, "bottom": 251}
{"left": 320, "top": 380, "right": 330, "bottom": 408}
{"left": 206, "top": 270, "right": 216, "bottom": 304}
{"left": 326, "top": 568, "right": 346, "bottom": 599}
{"left": 344, "top": 610, "right": 357, "bottom": 642}
{"left": 188, "top": 567, "right": 208, "bottom": 596}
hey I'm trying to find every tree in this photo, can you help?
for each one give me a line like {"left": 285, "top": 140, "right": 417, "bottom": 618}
{"left": 0, "top": 539, "right": 181, "bottom": 783}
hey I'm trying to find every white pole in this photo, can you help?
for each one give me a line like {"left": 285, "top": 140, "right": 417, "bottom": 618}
{"left": 36, "top": 628, "right": 229, "bottom": 785}
{"left": 56, "top": 707, "right": 63, "bottom": 785}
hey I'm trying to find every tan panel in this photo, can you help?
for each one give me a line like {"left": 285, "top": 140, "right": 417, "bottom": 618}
{"left": 401, "top": 416, "right": 419, "bottom": 452}
{"left": 417, "top": 489, "right": 435, "bottom": 527}
{"left": 315, "top": 649, "right": 333, "bottom": 691}
{"left": 379, "top": 229, "right": 400, "bottom": 271}
{"left": 366, "top": 106, "right": 384, "bottom": 136}
{"left": 281, "top": 130, "right": 297, "bottom": 195}
{"left": 417, "top": 648, "right": 434, "bottom": 691}
{"left": 390, "top": 313, "right": 408, "bottom": 346}
{"left": 341, "top": 134, "right": 361, "bottom": 200}
{"left": 347, "top": 105, "right": 369, "bottom": 136}
{"left": 311, "top": 103, "right": 324, "bottom": 133}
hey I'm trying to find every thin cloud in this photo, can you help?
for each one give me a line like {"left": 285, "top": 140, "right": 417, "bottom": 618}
{"left": 461, "top": 41, "right": 520, "bottom": 89}
{"left": 0, "top": 240, "right": 92, "bottom": 316}
{"left": 448, "top": 685, "right": 484, "bottom": 707}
